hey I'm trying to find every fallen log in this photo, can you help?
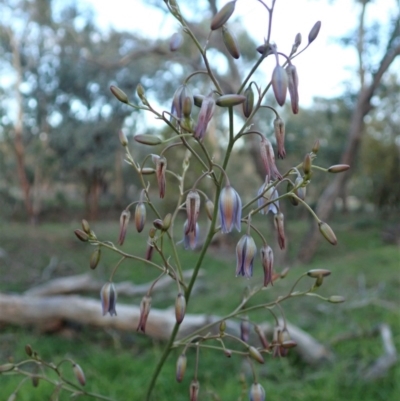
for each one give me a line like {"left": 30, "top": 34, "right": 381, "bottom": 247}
{"left": 0, "top": 292, "right": 332, "bottom": 364}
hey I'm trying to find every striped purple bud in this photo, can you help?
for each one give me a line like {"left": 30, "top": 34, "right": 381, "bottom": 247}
{"left": 135, "top": 202, "right": 146, "bottom": 233}
{"left": 271, "top": 65, "right": 288, "bottom": 106}
{"left": 194, "top": 94, "right": 215, "bottom": 141}
{"left": 260, "top": 244, "right": 273, "bottom": 287}
{"left": 100, "top": 282, "right": 117, "bottom": 316}
{"left": 118, "top": 210, "right": 131, "bottom": 245}
{"left": 286, "top": 64, "right": 299, "bottom": 114}
{"left": 260, "top": 136, "right": 282, "bottom": 181}
{"left": 273, "top": 117, "right": 286, "bottom": 159}
{"left": 274, "top": 212, "right": 286, "bottom": 250}
{"left": 176, "top": 354, "right": 187, "bottom": 383}
{"left": 152, "top": 154, "right": 167, "bottom": 198}
{"left": 257, "top": 179, "right": 279, "bottom": 215}
{"left": 185, "top": 190, "right": 200, "bottom": 234}
{"left": 249, "top": 383, "right": 265, "bottom": 401}
{"left": 137, "top": 295, "right": 152, "bottom": 333}
{"left": 236, "top": 235, "right": 257, "bottom": 278}
{"left": 219, "top": 185, "right": 242, "bottom": 233}
{"left": 189, "top": 379, "right": 200, "bottom": 401}
{"left": 240, "top": 319, "right": 250, "bottom": 342}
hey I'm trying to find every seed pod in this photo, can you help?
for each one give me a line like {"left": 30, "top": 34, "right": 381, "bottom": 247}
{"left": 210, "top": 1, "right": 236, "bottom": 30}
{"left": 248, "top": 346, "right": 265, "bottom": 364}
{"left": 74, "top": 229, "right": 89, "bottom": 242}
{"left": 73, "top": 363, "right": 86, "bottom": 386}
{"left": 170, "top": 32, "right": 183, "bottom": 52}
{"left": 328, "top": 295, "right": 346, "bottom": 303}
{"left": 175, "top": 293, "right": 186, "bottom": 324}
{"left": 328, "top": 164, "right": 350, "bottom": 173}
{"left": 134, "top": 134, "right": 162, "bottom": 146}
{"left": 222, "top": 26, "right": 240, "bottom": 59}
{"left": 242, "top": 86, "right": 254, "bottom": 118}
{"left": 90, "top": 248, "right": 101, "bottom": 270}
{"left": 216, "top": 94, "right": 246, "bottom": 107}
{"left": 176, "top": 354, "right": 187, "bottom": 382}
{"left": 308, "top": 21, "right": 321, "bottom": 44}
{"left": 271, "top": 65, "right": 288, "bottom": 106}
{"left": 110, "top": 85, "right": 128, "bottom": 104}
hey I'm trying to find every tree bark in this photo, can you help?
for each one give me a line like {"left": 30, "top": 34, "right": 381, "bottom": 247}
{"left": 298, "top": 7, "right": 400, "bottom": 263}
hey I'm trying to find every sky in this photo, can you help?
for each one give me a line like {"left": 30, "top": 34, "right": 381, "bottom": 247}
{"left": 82, "top": 0, "right": 398, "bottom": 106}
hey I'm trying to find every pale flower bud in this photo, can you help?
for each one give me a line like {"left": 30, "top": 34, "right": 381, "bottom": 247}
{"left": 176, "top": 354, "right": 187, "bottom": 382}
{"left": 72, "top": 363, "right": 86, "bottom": 386}
{"left": 210, "top": 1, "right": 236, "bottom": 30}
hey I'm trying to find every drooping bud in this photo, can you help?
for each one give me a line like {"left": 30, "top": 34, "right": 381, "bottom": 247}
{"left": 25, "top": 344, "right": 33, "bottom": 357}
{"left": 100, "top": 282, "right": 117, "bottom": 316}
{"left": 286, "top": 64, "right": 299, "bottom": 114}
{"left": 274, "top": 212, "right": 285, "bottom": 250}
{"left": 249, "top": 382, "right": 266, "bottom": 401}
{"left": 222, "top": 26, "right": 240, "bottom": 59}
{"left": 176, "top": 354, "right": 187, "bottom": 382}
{"left": 240, "top": 319, "right": 250, "bottom": 342}
{"left": 255, "top": 325, "right": 270, "bottom": 349}
{"left": 135, "top": 198, "right": 146, "bottom": 233}
{"left": 260, "top": 136, "right": 282, "bottom": 181}
{"left": 312, "top": 139, "right": 320, "bottom": 154}
{"left": 260, "top": 244, "right": 274, "bottom": 287}
{"left": 205, "top": 198, "right": 214, "bottom": 221}
{"left": 175, "top": 293, "right": 186, "bottom": 324}
{"left": 137, "top": 295, "right": 152, "bottom": 333}
{"left": 291, "top": 32, "right": 302, "bottom": 55}
{"left": 210, "top": 1, "right": 236, "bottom": 30}
{"left": 271, "top": 65, "right": 288, "bottom": 106}
{"left": 162, "top": 213, "right": 172, "bottom": 230}
{"left": 170, "top": 32, "right": 183, "bottom": 52}
{"left": 153, "top": 219, "right": 164, "bottom": 230}
{"left": 328, "top": 295, "right": 346, "bottom": 303}
{"left": 318, "top": 221, "right": 337, "bottom": 245}
{"left": 145, "top": 237, "right": 155, "bottom": 261}
{"left": 302, "top": 153, "right": 312, "bottom": 178}
{"left": 219, "top": 185, "right": 242, "bottom": 233}
{"left": 74, "top": 229, "right": 89, "bottom": 242}
{"left": 134, "top": 134, "right": 162, "bottom": 146}
{"left": 328, "top": 164, "right": 350, "bottom": 173}
{"left": 248, "top": 346, "right": 265, "bottom": 364}
{"left": 118, "top": 130, "right": 128, "bottom": 147}
{"left": 152, "top": 154, "right": 167, "bottom": 198}
{"left": 243, "top": 85, "right": 254, "bottom": 118}
{"left": 273, "top": 117, "right": 286, "bottom": 159}
{"left": 194, "top": 94, "right": 215, "bottom": 141}
{"left": 90, "top": 248, "right": 101, "bottom": 270}
{"left": 183, "top": 220, "right": 199, "bottom": 250}
{"left": 186, "top": 190, "right": 201, "bottom": 234}
{"left": 81, "top": 219, "right": 91, "bottom": 234}
{"left": 72, "top": 363, "right": 86, "bottom": 386}
{"left": 189, "top": 379, "right": 200, "bottom": 401}
{"left": 110, "top": 85, "right": 128, "bottom": 104}
{"left": 258, "top": 178, "right": 279, "bottom": 215}
{"left": 236, "top": 235, "right": 257, "bottom": 278}
{"left": 308, "top": 21, "right": 321, "bottom": 44}
{"left": 118, "top": 209, "right": 131, "bottom": 245}
{"left": 136, "top": 83, "right": 145, "bottom": 101}
{"left": 216, "top": 94, "right": 246, "bottom": 107}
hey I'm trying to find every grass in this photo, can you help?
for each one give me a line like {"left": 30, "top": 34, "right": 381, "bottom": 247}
{"left": 0, "top": 213, "right": 399, "bottom": 400}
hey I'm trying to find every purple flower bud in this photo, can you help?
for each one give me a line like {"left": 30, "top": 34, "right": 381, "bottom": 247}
{"left": 240, "top": 319, "right": 250, "bottom": 342}
{"left": 100, "top": 282, "right": 117, "bottom": 316}
{"left": 219, "top": 185, "right": 242, "bottom": 233}
{"left": 236, "top": 235, "right": 257, "bottom": 278}
{"left": 135, "top": 196, "right": 146, "bottom": 233}
{"left": 118, "top": 210, "right": 131, "bottom": 245}
{"left": 260, "top": 137, "right": 282, "bottom": 181}
{"left": 260, "top": 244, "right": 273, "bottom": 287}
{"left": 186, "top": 190, "right": 200, "bottom": 234}
{"left": 249, "top": 382, "right": 265, "bottom": 401}
{"left": 170, "top": 32, "right": 183, "bottom": 52}
{"left": 183, "top": 220, "right": 199, "bottom": 250}
{"left": 74, "top": 229, "right": 89, "bottom": 242}
{"left": 286, "top": 64, "right": 299, "bottom": 114}
{"left": 175, "top": 293, "right": 186, "bottom": 324}
{"left": 72, "top": 363, "right": 86, "bottom": 386}
{"left": 189, "top": 379, "right": 200, "bottom": 401}
{"left": 273, "top": 117, "right": 286, "bottom": 159}
{"left": 176, "top": 354, "right": 187, "bottom": 383}
{"left": 194, "top": 94, "right": 215, "bottom": 141}
{"left": 137, "top": 295, "right": 152, "bottom": 333}
{"left": 210, "top": 0, "right": 236, "bottom": 30}
{"left": 152, "top": 154, "right": 167, "bottom": 198}
{"left": 274, "top": 212, "right": 285, "bottom": 250}
{"left": 257, "top": 179, "right": 279, "bottom": 215}
{"left": 308, "top": 21, "right": 321, "bottom": 44}
{"left": 271, "top": 65, "right": 288, "bottom": 106}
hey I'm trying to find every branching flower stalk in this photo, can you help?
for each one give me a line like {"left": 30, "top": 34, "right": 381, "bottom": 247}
{"left": 0, "top": 1, "right": 348, "bottom": 400}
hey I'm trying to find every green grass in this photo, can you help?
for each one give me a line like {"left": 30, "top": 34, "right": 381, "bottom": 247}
{"left": 0, "top": 215, "right": 399, "bottom": 400}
